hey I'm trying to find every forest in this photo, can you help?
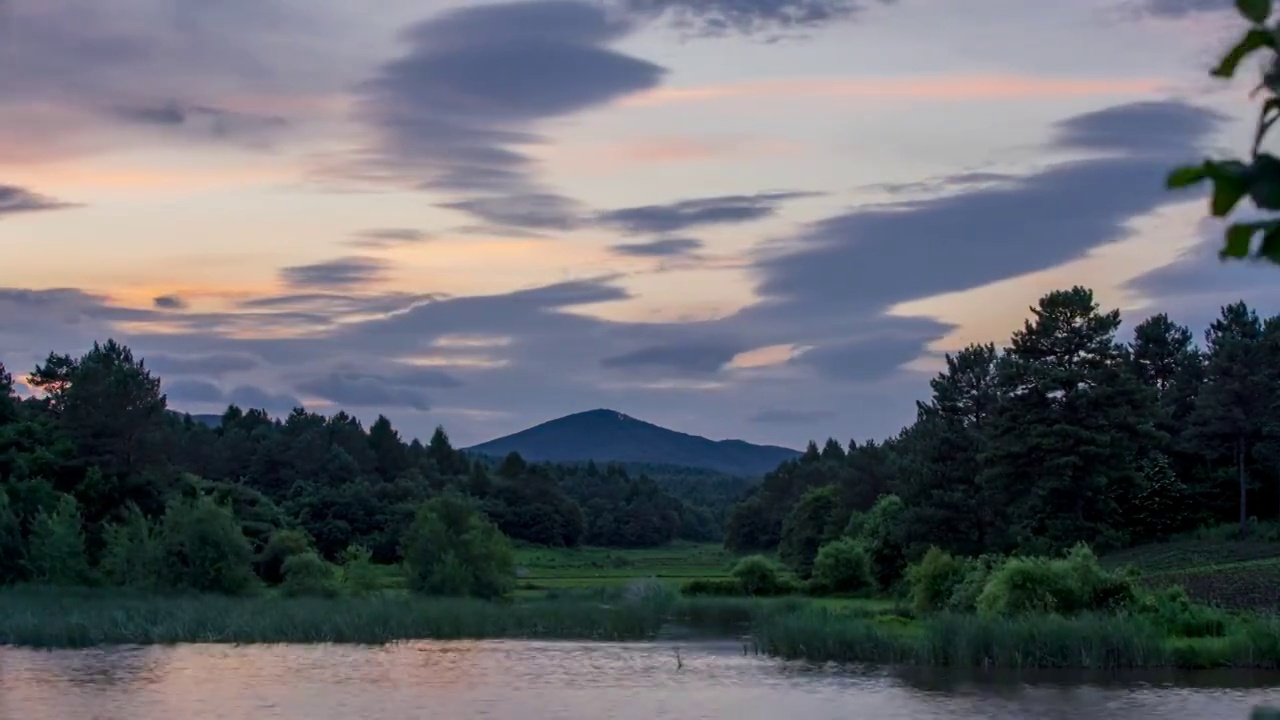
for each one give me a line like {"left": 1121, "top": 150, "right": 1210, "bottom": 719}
{"left": 726, "top": 286, "right": 1280, "bottom": 590}
{"left": 0, "top": 343, "right": 745, "bottom": 588}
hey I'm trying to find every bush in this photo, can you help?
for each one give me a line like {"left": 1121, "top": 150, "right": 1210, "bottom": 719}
{"left": 338, "top": 544, "right": 381, "bottom": 596}
{"left": 401, "top": 494, "right": 514, "bottom": 599}
{"left": 907, "top": 546, "right": 971, "bottom": 614}
{"left": 680, "top": 578, "right": 745, "bottom": 596}
{"left": 257, "top": 528, "right": 312, "bottom": 585}
{"left": 99, "top": 504, "right": 162, "bottom": 590}
{"left": 810, "top": 538, "right": 873, "bottom": 595}
{"left": 977, "top": 545, "right": 1136, "bottom": 616}
{"left": 731, "top": 555, "right": 788, "bottom": 596}
{"left": 25, "top": 494, "right": 90, "bottom": 586}
{"left": 159, "top": 495, "right": 257, "bottom": 595}
{"left": 946, "top": 554, "right": 1001, "bottom": 612}
{"left": 1137, "top": 586, "right": 1229, "bottom": 638}
{"left": 281, "top": 552, "right": 341, "bottom": 598}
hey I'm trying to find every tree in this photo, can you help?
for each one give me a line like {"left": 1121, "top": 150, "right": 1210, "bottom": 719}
{"left": 0, "top": 490, "right": 26, "bottom": 583}
{"left": 368, "top": 415, "right": 409, "bottom": 482}
{"left": 401, "top": 493, "right": 514, "bottom": 599}
{"left": 99, "top": 503, "right": 163, "bottom": 589}
{"left": 159, "top": 495, "right": 257, "bottom": 594}
{"left": 1166, "top": 0, "right": 1280, "bottom": 261}
{"left": 1189, "top": 302, "right": 1266, "bottom": 532}
{"left": 979, "top": 288, "right": 1161, "bottom": 551}
{"left": 778, "top": 485, "right": 841, "bottom": 578}
{"left": 28, "top": 339, "right": 168, "bottom": 481}
{"left": 810, "top": 538, "right": 873, "bottom": 596}
{"left": 25, "top": 493, "right": 91, "bottom": 586}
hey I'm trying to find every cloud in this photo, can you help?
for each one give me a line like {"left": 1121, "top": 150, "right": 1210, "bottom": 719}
{"left": 143, "top": 352, "right": 261, "bottom": 377}
{"left": 750, "top": 408, "right": 837, "bottom": 424}
{"left": 278, "top": 257, "right": 393, "bottom": 290}
{"left": 295, "top": 363, "right": 463, "bottom": 411}
{"left": 110, "top": 100, "right": 289, "bottom": 143}
{"left": 347, "top": 228, "right": 435, "bottom": 248}
{"left": 754, "top": 101, "right": 1223, "bottom": 317}
{"left": 596, "top": 191, "right": 816, "bottom": 234}
{"left": 796, "top": 331, "right": 938, "bottom": 381}
{"left": 602, "top": 340, "right": 746, "bottom": 374}
{"left": 612, "top": 237, "right": 704, "bottom": 257}
{"left": 152, "top": 295, "right": 188, "bottom": 310}
{"left": 1137, "top": 0, "right": 1230, "bottom": 18}
{"left": 620, "top": 0, "right": 892, "bottom": 36}
{"left": 440, "top": 193, "right": 582, "bottom": 231}
{"left": 353, "top": 0, "right": 665, "bottom": 222}
{"left": 226, "top": 385, "right": 302, "bottom": 414}
{"left": 164, "top": 378, "right": 226, "bottom": 404}
{"left": 0, "top": 185, "right": 76, "bottom": 217}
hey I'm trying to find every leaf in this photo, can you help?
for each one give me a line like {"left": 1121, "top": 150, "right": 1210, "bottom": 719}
{"left": 1222, "top": 223, "right": 1259, "bottom": 258}
{"left": 1166, "top": 164, "right": 1208, "bottom": 189}
{"left": 1248, "top": 156, "right": 1280, "bottom": 209}
{"left": 1259, "top": 226, "right": 1280, "bottom": 263}
{"left": 1213, "top": 29, "right": 1275, "bottom": 78}
{"left": 1212, "top": 177, "right": 1251, "bottom": 216}
{"left": 1238, "top": 0, "right": 1272, "bottom": 24}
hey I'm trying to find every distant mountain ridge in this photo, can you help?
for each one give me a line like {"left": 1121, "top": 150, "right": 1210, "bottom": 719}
{"left": 465, "top": 409, "right": 799, "bottom": 477}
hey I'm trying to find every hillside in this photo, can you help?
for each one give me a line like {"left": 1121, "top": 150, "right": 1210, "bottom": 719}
{"left": 466, "top": 409, "right": 799, "bottom": 477}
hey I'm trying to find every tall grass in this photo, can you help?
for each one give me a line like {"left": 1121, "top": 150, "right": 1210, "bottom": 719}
{"left": 752, "top": 608, "right": 1280, "bottom": 669}
{"left": 0, "top": 585, "right": 676, "bottom": 648}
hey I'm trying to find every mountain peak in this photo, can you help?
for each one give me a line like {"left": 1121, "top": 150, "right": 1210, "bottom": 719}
{"left": 465, "top": 410, "right": 799, "bottom": 477}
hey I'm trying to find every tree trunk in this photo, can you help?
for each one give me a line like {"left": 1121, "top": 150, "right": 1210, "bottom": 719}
{"left": 1238, "top": 435, "right": 1248, "bottom": 535}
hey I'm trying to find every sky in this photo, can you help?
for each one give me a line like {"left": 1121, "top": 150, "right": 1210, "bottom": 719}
{"left": 1, "top": 0, "right": 1278, "bottom": 450}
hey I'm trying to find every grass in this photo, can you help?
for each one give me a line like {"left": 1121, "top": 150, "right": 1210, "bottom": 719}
{"left": 512, "top": 542, "right": 736, "bottom": 595}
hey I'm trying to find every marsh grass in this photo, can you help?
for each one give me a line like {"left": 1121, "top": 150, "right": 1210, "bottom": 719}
{"left": 0, "top": 586, "right": 676, "bottom": 648}
{"left": 752, "top": 608, "right": 1280, "bottom": 669}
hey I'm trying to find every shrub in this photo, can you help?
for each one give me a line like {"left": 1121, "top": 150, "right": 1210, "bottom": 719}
{"left": 1137, "top": 586, "right": 1229, "bottom": 638}
{"left": 680, "top": 578, "right": 744, "bottom": 596}
{"left": 810, "top": 538, "right": 873, "bottom": 595}
{"left": 257, "top": 528, "right": 312, "bottom": 585}
{"left": 99, "top": 503, "right": 162, "bottom": 590}
{"left": 907, "top": 546, "right": 971, "bottom": 614}
{"left": 337, "top": 544, "right": 381, "bottom": 596}
{"left": 25, "top": 494, "right": 90, "bottom": 586}
{"left": 977, "top": 545, "right": 1136, "bottom": 616}
{"left": 401, "top": 494, "right": 514, "bottom": 599}
{"left": 946, "top": 554, "right": 1001, "bottom": 612}
{"left": 159, "top": 495, "right": 257, "bottom": 595}
{"left": 731, "top": 555, "right": 788, "bottom": 596}
{"left": 281, "top": 552, "right": 341, "bottom": 598}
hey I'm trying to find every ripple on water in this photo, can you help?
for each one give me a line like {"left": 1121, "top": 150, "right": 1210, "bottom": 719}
{"left": 0, "top": 640, "right": 1277, "bottom": 720}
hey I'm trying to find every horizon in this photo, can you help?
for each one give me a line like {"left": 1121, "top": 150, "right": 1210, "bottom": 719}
{"left": 3, "top": 0, "right": 1278, "bottom": 449}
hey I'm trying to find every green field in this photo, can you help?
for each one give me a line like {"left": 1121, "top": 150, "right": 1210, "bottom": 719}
{"left": 1103, "top": 540, "right": 1280, "bottom": 613}
{"left": 512, "top": 542, "right": 736, "bottom": 594}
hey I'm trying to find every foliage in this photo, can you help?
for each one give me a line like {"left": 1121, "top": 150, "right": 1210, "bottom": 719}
{"left": 158, "top": 495, "right": 257, "bottom": 595}
{"left": 337, "top": 544, "right": 382, "bottom": 596}
{"left": 257, "top": 528, "right": 312, "bottom": 586}
{"left": 280, "top": 551, "right": 341, "bottom": 598}
{"left": 906, "top": 546, "right": 972, "bottom": 615}
{"left": 24, "top": 493, "right": 90, "bottom": 586}
{"left": 778, "top": 485, "right": 841, "bottom": 577}
{"left": 680, "top": 578, "right": 745, "bottom": 596}
{"left": 1166, "top": 0, "right": 1280, "bottom": 262}
{"left": 402, "top": 494, "right": 515, "bottom": 599}
{"left": 1137, "top": 586, "right": 1230, "bottom": 639}
{"left": 730, "top": 554, "right": 789, "bottom": 596}
{"left": 976, "top": 545, "right": 1137, "bottom": 616}
{"left": 809, "top": 537, "right": 874, "bottom": 596}
{"left": 98, "top": 503, "right": 162, "bottom": 590}
{"left": 847, "top": 494, "right": 908, "bottom": 590}
{"left": 0, "top": 490, "right": 25, "bottom": 584}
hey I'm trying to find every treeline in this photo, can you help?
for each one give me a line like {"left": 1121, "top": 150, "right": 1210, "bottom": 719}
{"left": 0, "top": 340, "right": 740, "bottom": 584}
{"left": 727, "top": 287, "right": 1280, "bottom": 588}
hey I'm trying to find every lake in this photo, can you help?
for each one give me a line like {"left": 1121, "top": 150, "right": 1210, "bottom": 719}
{"left": 1, "top": 640, "right": 1278, "bottom": 719}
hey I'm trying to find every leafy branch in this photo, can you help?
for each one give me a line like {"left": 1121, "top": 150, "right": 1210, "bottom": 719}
{"left": 1167, "top": 0, "right": 1280, "bottom": 262}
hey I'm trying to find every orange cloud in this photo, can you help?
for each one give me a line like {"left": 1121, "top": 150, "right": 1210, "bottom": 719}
{"left": 621, "top": 74, "right": 1169, "bottom": 107}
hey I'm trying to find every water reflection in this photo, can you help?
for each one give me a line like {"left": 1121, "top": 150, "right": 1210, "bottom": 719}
{"left": 0, "top": 640, "right": 1276, "bottom": 720}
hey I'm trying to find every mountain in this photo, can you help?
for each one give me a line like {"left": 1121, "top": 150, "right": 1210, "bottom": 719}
{"left": 465, "top": 409, "right": 800, "bottom": 477}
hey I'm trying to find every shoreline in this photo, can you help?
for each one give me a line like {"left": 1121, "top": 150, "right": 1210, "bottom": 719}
{"left": 4, "top": 588, "right": 1279, "bottom": 671}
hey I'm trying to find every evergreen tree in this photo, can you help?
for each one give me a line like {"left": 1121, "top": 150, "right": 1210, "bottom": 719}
{"left": 980, "top": 288, "right": 1160, "bottom": 551}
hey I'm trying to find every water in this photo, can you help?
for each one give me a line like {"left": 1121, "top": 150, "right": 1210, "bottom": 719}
{"left": 1, "top": 640, "right": 1278, "bottom": 720}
